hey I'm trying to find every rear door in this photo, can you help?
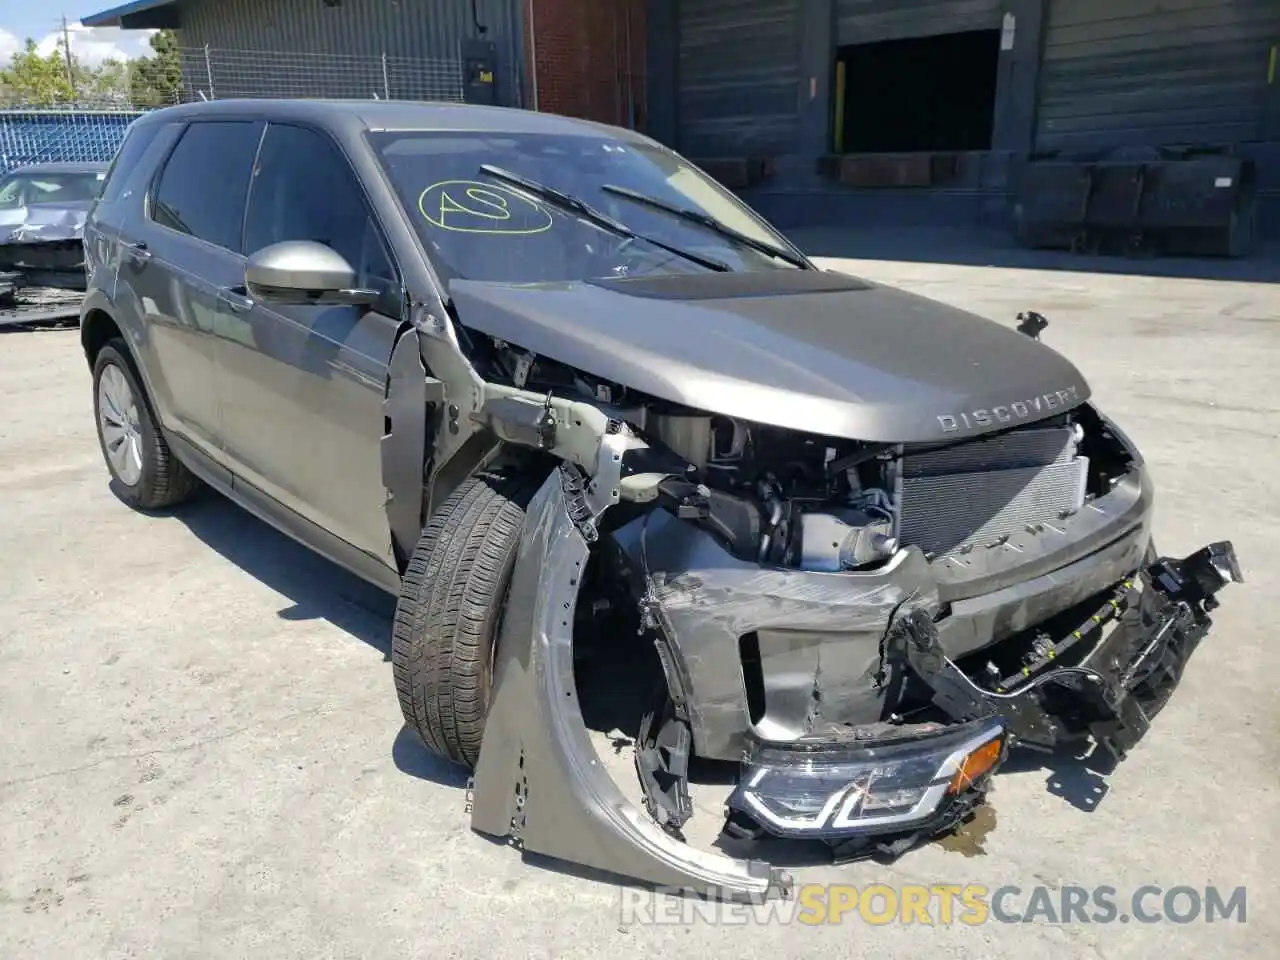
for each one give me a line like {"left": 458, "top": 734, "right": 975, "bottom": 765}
{"left": 214, "top": 120, "right": 403, "bottom": 562}
{"left": 115, "top": 119, "right": 263, "bottom": 458}
{"left": 86, "top": 120, "right": 178, "bottom": 303}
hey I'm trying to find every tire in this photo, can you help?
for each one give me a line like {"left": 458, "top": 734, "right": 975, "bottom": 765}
{"left": 392, "top": 470, "right": 544, "bottom": 769}
{"left": 92, "top": 338, "right": 200, "bottom": 510}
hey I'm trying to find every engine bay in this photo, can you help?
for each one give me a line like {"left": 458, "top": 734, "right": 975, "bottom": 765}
{"left": 479, "top": 339, "right": 1137, "bottom": 576}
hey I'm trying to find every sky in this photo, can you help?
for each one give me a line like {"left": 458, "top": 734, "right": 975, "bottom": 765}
{"left": 0, "top": 0, "right": 158, "bottom": 67}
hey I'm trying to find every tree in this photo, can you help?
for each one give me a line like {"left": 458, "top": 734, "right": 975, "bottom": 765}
{"left": 83, "top": 57, "right": 131, "bottom": 104}
{"left": 128, "top": 30, "right": 183, "bottom": 108}
{"left": 0, "top": 27, "right": 183, "bottom": 110}
{"left": 0, "top": 39, "right": 75, "bottom": 106}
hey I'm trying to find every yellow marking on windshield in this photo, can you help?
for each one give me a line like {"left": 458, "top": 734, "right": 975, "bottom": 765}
{"left": 418, "top": 180, "right": 553, "bottom": 235}
{"left": 440, "top": 186, "right": 510, "bottom": 221}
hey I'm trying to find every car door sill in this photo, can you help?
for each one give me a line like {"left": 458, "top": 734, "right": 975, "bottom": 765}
{"left": 164, "top": 429, "right": 402, "bottom": 595}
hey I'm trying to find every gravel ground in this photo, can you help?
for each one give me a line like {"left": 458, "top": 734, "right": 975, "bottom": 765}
{"left": 1, "top": 249, "right": 1276, "bottom": 958}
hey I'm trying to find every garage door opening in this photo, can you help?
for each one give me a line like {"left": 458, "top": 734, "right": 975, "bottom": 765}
{"left": 834, "top": 30, "right": 1001, "bottom": 153}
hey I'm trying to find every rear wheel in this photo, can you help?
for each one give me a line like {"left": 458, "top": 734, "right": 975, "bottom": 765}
{"left": 391, "top": 470, "right": 543, "bottom": 769}
{"left": 92, "top": 339, "right": 200, "bottom": 509}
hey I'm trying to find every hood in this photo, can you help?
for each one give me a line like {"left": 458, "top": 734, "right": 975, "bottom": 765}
{"left": 450, "top": 269, "right": 1091, "bottom": 443}
{"left": 0, "top": 201, "right": 91, "bottom": 244}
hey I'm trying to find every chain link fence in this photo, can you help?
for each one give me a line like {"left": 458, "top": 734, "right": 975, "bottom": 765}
{"left": 0, "top": 110, "right": 142, "bottom": 172}
{"left": 178, "top": 46, "right": 464, "bottom": 103}
{"left": 1, "top": 45, "right": 465, "bottom": 173}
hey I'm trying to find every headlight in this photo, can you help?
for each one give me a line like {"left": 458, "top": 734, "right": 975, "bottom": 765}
{"left": 726, "top": 718, "right": 1006, "bottom": 839}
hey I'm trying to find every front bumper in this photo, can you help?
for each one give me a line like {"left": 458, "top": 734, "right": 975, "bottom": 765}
{"left": 609, "top": 459, "right": 1156, "bottom": 763}
{"left": 907, "top": 540, "right": 1242, "bottom": 759}
{"left": 721, "top": 541, "right": 1241, "bottom": 857}
{"left": 0, "top": 239, "right": 88, "bottom": 292}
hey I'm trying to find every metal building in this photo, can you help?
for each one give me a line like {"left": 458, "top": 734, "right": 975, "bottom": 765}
{"left": 646, "top": 0, "right": 1280, "bottom": 239}
{"left": 84, "top": 0, "right": 526, "bottom": 105}
{"left": 87, "top": 0, "right": 1280, "bottom": 240}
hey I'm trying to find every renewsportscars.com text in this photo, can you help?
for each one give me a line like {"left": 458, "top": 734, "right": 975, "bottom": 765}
{"left": 619, "top": 884, "right": 1247, "bottom": 927}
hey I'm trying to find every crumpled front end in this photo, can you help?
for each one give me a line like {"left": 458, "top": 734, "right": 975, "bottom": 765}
{"left": 459, "top": 378, "right": 1240, "bottom": 896}
{"left": 418, "top": 288, "right": 1242, "bottom": 897}
{"left": 0, "top": 204, "right": 90, "bottom": 292}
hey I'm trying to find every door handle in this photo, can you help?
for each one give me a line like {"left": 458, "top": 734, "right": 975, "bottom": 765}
{"left": 121, "top": 240, "right": 150, "bottom": 261}
{"left": 217, "top": 286, "right": 254, "bottom": 313}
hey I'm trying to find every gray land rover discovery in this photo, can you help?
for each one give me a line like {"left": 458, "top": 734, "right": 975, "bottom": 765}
{"left": 80, "top": 98, "right": 1239, "bottom": 898}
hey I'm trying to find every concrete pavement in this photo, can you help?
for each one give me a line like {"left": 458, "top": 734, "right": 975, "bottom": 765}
{"left": 1, "top": 252, "right": 1276, "bottom": 958}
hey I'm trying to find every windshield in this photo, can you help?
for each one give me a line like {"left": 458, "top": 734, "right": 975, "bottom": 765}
{"left": 0, "top": 171, "right": 103, "bottom": 209}
{"left": 368, "top": 131, "right": 800, "bottom": 283}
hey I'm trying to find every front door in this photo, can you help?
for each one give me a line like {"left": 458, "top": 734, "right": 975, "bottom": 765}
{"left": 212, "top": 121, "right": 404, "bottom": 564}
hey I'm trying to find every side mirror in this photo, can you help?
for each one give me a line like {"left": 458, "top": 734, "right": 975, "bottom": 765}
{"left": 244, "top": 240, "right": 377, "bottom": 307}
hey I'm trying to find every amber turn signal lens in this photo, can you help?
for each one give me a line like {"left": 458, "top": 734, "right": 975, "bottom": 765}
{"left": 949, "top": 737, "right": 1004, "bottom": 794}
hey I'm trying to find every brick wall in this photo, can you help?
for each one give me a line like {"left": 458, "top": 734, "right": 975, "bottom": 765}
{"left": 523, "top": 0, "right": 647, "bottom": 131}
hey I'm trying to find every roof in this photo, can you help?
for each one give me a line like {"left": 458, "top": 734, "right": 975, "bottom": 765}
{"left": 134, "top": 98, "right": 655, "bottom": 143}
{"left": 1, "top": 162, "right": 110, "bottom": 176}
{"left": 82, "top": 0, "right": 179, "bottom": 29}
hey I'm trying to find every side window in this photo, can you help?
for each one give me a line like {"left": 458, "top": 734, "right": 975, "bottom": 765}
{"left": 243, "top": 123, "right": 398, "bottom": 294}
{"left": 151, "top": 120, "right": 263, "bottom": 251}
{"left": 100, "top": 121, "right": 163, "bottom": 203}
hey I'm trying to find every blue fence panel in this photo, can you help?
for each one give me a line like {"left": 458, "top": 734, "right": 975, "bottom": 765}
{"left": 0, "top": 111, "right": 145, "bottom": 173}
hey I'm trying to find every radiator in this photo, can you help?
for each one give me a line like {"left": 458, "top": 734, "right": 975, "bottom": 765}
{"left": 897, "top": 426, "right": 1088, "bottom": 558}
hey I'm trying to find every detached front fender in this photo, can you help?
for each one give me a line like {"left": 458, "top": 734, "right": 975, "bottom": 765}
{"left": 469, "top": 463, "right": 792, "bottom": 900}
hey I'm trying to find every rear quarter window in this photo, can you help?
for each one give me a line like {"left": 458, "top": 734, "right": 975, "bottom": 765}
{"left": 99, "top": 122, "right": 164, "bottom": 204}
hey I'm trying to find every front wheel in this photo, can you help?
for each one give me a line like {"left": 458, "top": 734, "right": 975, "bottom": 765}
{"left": 391, "top": 470, "right": 543, "bottom": 770}
{"left": 92, "top": 339, "right": 200, "bottom": 510}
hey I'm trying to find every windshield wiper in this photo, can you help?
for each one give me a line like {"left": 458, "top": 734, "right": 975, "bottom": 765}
{"left": 476, "top": 165, "right": 730, "bottom": 273}
{"left": 600, "top": 184, "right": 810, "bottom": 269}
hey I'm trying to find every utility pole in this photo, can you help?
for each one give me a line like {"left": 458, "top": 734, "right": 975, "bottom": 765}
{"left": 61, "top": 15, "right": 77, "bottom": 98}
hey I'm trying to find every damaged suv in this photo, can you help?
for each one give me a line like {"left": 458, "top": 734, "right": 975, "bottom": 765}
{"left": 0, "top": 161, "right": 107, "bottom": 298}
{"left": 80, "top": 100, "right": 1239, "bottom": 899}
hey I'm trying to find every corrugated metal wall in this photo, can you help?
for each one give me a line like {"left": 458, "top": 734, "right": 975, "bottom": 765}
{"left": 836, "top": 0, "right": 1003, "bottom": 45}
{"left": 1036, "top": 0, "right": 1280, "bottom": 152}
{"left": 176, "top": 0, "right": 523, "bottom": 103}
{"left": 676, "top": 0, "right": 801, "bottom": 157}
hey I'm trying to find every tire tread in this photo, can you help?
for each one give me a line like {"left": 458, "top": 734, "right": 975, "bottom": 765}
{"left": 391, "top": 470, "right": 542, "bottom": 769}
